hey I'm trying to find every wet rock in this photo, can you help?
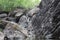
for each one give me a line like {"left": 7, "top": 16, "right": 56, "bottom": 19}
{"left": 18, "top": 15, "right": 28, "bottom": 28}
{"left": 4, "top": 36, "right": 10, "bottom": 40}
{"left": 6, "top": 17, "right": 16, "bottom": 22}
{"left": 8, "top": 8, "right": 26, "bottom": 23}
{"left": 4, "top": 29, "right": 26, "bottom": 40}
{"left": 32, "top": 0, "right": 60, "bottom": 39}
{"left": 18, "top": 7, "right": 40, "bottom": 40}
{"left": 0, "top": 32, "right": 5, "bottom": 40}
{"left": 8, "top": 8, "right": 25, "bottom": 17}
{"left": 1, "top": 0, "right": 60, "bottom": 40}
{"left": 27, "top": 7, "right": 40, "bottom": 17}
{"left": 0, "top": 21, "right": 7, "bottom": 30}
{"left": 0, "top": 20, "right": 31, "bottom": 40}
{"left": 0, "top": 14, "right": 7, "bottom": 18}
{"left": 38, "top": 0, "right": 53, "bottom": 9}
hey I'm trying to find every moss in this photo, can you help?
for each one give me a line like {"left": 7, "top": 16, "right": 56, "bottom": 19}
{"left": 0, "top": 28, "right": 3, "bottom": 32}
{"left": 0, "top": 0, "right": 41, "bottom": 11}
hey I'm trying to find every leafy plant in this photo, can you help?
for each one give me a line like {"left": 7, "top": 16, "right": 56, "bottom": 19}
{"left": 0, "top": 0, "right": 41, "bottom": 11}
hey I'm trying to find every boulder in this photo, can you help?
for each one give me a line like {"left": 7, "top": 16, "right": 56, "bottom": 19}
{"left": 32, "top": 0, "right": 60, "bottom": 39}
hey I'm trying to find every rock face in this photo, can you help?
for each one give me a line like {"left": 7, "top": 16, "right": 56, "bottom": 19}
{"left": 32, "top": 0, "right": 60, "bottom": 39}
{"left": 0, "top": 0, "right": 60, "bottom": 40}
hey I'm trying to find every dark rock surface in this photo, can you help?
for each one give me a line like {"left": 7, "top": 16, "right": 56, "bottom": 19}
{"left": 32, "top": 0, "right": 60, "bottom": 39}
{"left": 0, "top": 0, "right": 60, "bottom": 40}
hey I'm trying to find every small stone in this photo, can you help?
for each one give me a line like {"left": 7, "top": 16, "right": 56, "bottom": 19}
{"left": 0, "top": 14, "right": 7, "bottom": 18}
{"left": 15, "top": 12, "right": 23, "bottom": 17}
{"left": 0, "top": 32, "right": 5, "bottom": 40}
{"left": 6, "top": 17, "right": 16, "bottom": 22}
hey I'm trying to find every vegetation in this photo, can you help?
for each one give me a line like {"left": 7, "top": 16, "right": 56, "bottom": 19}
{"left": 0, "top": 0, "right": 41, "bottom": 11}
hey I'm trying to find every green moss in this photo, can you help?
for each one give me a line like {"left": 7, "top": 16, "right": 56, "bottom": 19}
{"left": 0, "top": 28, "right": 2, "bottom": 32}
{"left": 0, "top": 0, "right": 41, "bottom": 11}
